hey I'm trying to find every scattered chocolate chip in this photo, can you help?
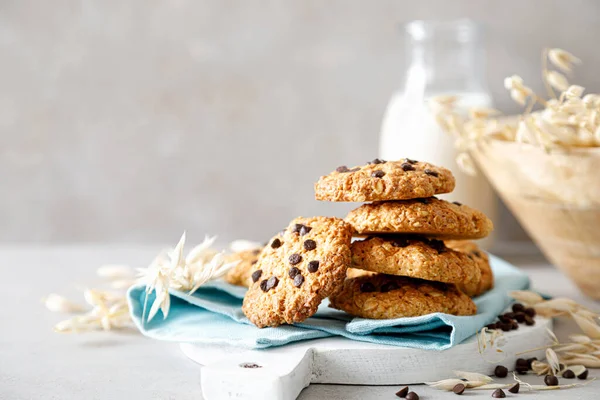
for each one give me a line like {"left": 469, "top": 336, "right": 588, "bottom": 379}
{"left": 391, "top": 238, "right": 410, "bottom": 248}
{"left": 289, "top": 254, "right": 302, "bottom": 265}
{"left": 452, "top": 201, "right": 462, "bottom": 206}
{"left": 299, "top": 225, "right": 312, "bottom": 236}
{"left": 578, "top": 369, "right": 589, "bottom": 380}
{"left": 303, "top": 239, "right": 317, "bottom": 251}
{"left": 498, "top": 314, "right": 512, "bottom": 323}
{"left": 336, "top": 166, "right": 349, "bottom": 173}
{"left": 511, "top": 320, "right": 519, "bottom": 330}
{"left": 514, "top": 312, "right": 526, "bottom": 323}
{"left": 516, "top": 367, "right": 528, "bottom": 375}
{"left": 401, "top": 162, "right": 415, "bottom": 171}
{"left": 424, "top": 169, "right": 439, "bottom": 177}
{"left": 293, "top": 274, "right": 304, "bottom": 287}
{"left": 491, "top": 388, "right": 506, "bottom": 398}
{"left": 405, "top": 392, "right": 419, "bottom": 400}
{"left": 371, "top": 170, "right": 385, "bottom": 178}
{"left": 544, "top": 375, "right": 559, "bottom": 386}
{"left": 368, "top": 158, "right": 386, "bottom": 165}
{"left": 563, "top": 369, "right": 575, "bottom": 379}
{"left": 405, "top": 158, "right": 418, "bottom": 164}
{"left": 395, "top": 386, "right": 409, "bottom": 398}
{"left": 516, "top": 358, "right": 528, "bottom": 368}
{"left": 266, "top": 276, "right": 279, "bottom": 291}
{"left": 288, "top": 267, "right": 300, "bottom": 279}
{"left": 512, "top": 303, "right": 525, "bottom": 313}
{"left": 271, "top": 238, "right": 282, "bottom": 249}
{"left": 259, "top": 279, "right": 268, "bottom": 292}
{"left": 500, "top": 323, "right": 511, "bottom": 332}
{"left": 251, "top": 270, "right": 263, "bottom": 283}
{"left": 524, "top": 315, "right": 535, "bottom": 326}
{"left": 527, "top": 357, "right": 538, "bottom": 369}
{"left": 453, "top": 383, "right": 465, "bottom": 395}
{"left": 559, "top": 363, "right": 565, "bottom": 371}
{"left": 360, "top": 282, "right": 376, "bottom": 293}
{"left": 508, "top": 383, "right": 520, "bottom": 394}
{"left": 486, "top": 323, "right": 498, "bottom": 330}
{"left": 307, "top": 260, "right": 319, "bottom": 273}
{"left": 494, "top": 365, "right": 508, "bottom": 378}
{"left": 240, "top": 363, "right": 261, "bottom": 368}
{"left": 504, "top": 312, "right": 516, "bottom": 319}
{"left": 524, "top": 307, "right": 536, "bottom": 317}
{"left": 380, "top": 281, "right": 399, "bottom": 292}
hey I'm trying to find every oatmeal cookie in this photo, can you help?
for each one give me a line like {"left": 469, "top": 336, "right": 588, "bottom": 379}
{"left": 329, "top": 274, "right": 477, "bottom": 319}
{"left": 314, "top": 158, "right": 455, "bottom": 202}
{"left": 242, "top": 216, "right": 352, "bottom": 328}
{"left": 446, "top": 240, "right": 494, "bottom": 297}
{"left": 350, "top": 236, "right": 481, "bottom": 286}
{"left": 345, "top": 197, "right": 493, "bottom": 239}
{"left": 224, "top": 248, "right": 263, "bottom": 287}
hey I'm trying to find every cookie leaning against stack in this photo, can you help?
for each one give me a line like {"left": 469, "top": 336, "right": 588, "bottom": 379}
{"left": 315, "top": 158, "right": 495, "bottom": 319}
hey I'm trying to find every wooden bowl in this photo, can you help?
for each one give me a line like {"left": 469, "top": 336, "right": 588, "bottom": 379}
{"left": 472, "top": 139, "right": 600, "bottom": 300}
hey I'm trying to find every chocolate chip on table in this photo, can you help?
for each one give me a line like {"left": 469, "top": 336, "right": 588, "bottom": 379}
{"left": 395, "top": 386, "right": 409, "bottom": 398}
{"left": 562, "top": 369, "right": 576, "bottom": 379}
{"left": 514, "top": 312, "right": 526, "bottom": 323}
{"left": 494, "top": 365, "right": 508, "bottom": 378}
{"left": 360, "top": 282, "right": 376, "bottom": 293}
{"left": 424, "top": 169, "right": 439, "bottom": 177}
{"left": 288, "top": 267, "right": 300, "bottom": 279}
{"left": 452, "top": 201, "right": 462, "bottom": 206}
{"left": 524, "top": 315, "right": 535, "bottom": 326}
{"left": 259, "top": 279, "right": 268, "bottom": 292}
{"left": 251, "top": 270, "right": 263, "bottom": 283}
{"left": 508, "top": 383, "right": 520, "bottom": 394}
{"left": 405, "top": 392, "right": 419, "bottom": 400}
{"left": 336, "top": 166, "right": 349, "bottom": 173}
{"left": 524, "top": 307, "right": 536, "bottom": 317}
{"left": 500, "top": 323, "right": 512, "bottom": 332}
{"left": 369, "top": 158, "right": 386, "bottom": 165}
{"left": 271, "top": 238, "right": 282, "bottom": 249}
{"left": 504, "top": 312, "right": 516, "bottom": 319}
{"left": 289, "top": 253, "right": 302, "bottom": 265}
{"left": 303, "top": 239, "right": 317, "bottom": 251}
{"left": 516, "top": 358, "right": 528, "bottom": 368}
{"left": 380, "top": 281, "right": 399, "bottom": 292}
{"left": 527, "top": 357, "right": 537, "bottom": 369}
{"left": 240, "top": 363, "right": 262, "bottom": 368}
{"left": 578, "top": 369, "right": 589, "bottom": 380}
{"left": 453, "top": 383, "right": 465, "bottom": 395}
{"left": 485, "top": 323, "right": 498, "bottom": 330}
{"left": 371, "top": 170, "right": 385, "bottom": 178}
{"left": 299, "top": 225, "right": 312, "bottom": 236}
{"left": 511, "top": 320, "right": 519, "bottom": 330}
{"left": 266, "top": 276, "right": 279, "bottom": 291}
{"left": 512, "top": 303, "right": 525, "bottom": 313}
{"left": 405, "top": 158, "right": 418, "bottom": 164}
{"left": 544, "top": 374, "right": 559, "bottom": 386}
{"left": 307, "top": 260, "right": 319, "bottom": 273}
{"left": 400, "top": 162, "right": 415, "bottom": 171}
{"left": 293, "top": 274, "right": 305, "bottom": 287}
{"left": 492, "top": 388, "right": 506, "bottom": 398}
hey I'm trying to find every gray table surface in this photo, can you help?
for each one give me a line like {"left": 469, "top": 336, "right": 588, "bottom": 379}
{"left": 1, "top": 245, "right": 599, "bottom": 399}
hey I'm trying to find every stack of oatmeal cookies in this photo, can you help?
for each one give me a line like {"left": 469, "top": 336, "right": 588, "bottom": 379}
{"left": 233, "top": 158, "right": 494, "bottom": 328}
{"left": 315, "top": 158, "right": 494, "bottom": 319}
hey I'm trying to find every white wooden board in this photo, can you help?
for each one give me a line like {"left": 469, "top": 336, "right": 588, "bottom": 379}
{"left": 181, "top": 316, "right": 553, "bottom": 400}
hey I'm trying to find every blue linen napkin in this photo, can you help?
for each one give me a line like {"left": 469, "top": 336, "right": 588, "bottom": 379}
{"left": 127, "top": 254, "right": 529, "bottom": 350}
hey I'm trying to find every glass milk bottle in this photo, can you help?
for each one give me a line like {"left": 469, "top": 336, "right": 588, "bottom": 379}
{"left": 380, "top": 19, "right": 497, "bottom": 248}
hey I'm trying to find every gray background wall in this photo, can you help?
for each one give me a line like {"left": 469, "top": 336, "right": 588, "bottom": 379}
{"left": 2, "top": 0, "right": 599, "bottom": 245}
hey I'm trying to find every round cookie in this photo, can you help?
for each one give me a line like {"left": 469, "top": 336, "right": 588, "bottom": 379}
{"left": 224, "top": 248, "right": 263, "bottom": 287}
{"left": 345, "top": 197, "right": 493, "bottom": 240}
{"left": 242, "top": 216, "right": 352, "bottom": 328}
{"left": 329, "top": 274, "right": 477, "bottom": 319}
{"left": 314, "top": 158, "right": 455, "bottom": 202}
{"left": 350, "top": 236, "right": 481, "bottom": 287}
{"left": 446, "top": 240, "right": 494, "bottom": 297}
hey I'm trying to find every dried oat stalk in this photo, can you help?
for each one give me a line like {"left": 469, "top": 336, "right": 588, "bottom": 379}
{"left": 432, "top": 48, "right": 600, "bottom": 175}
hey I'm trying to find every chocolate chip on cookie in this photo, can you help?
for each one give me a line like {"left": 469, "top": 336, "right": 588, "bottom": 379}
{"left": 371, "top": 170, "right": 385, "bottom": 178}
{"left": 368, "top": 158, "right": 386, "bottom": 165}
{"left": 424, "top": 169, "right": 439, "bottom": 177}
{"left": 303, "top": 239, "right": 317, "bottom": 250}
{"left": 307, "top": 260, "right": 320, "bottom": 273}
{"left": 271, "top": 238, "right": 282, "bottom": 248}
{"left": 405, "top": 158, "right": 418, "bottom": 164}
{"left": 225, "top": 248, "right": 263, "bottom": 287}
{"left": 336, "top": 166, "right": 349, "bottom": 173}
{"left": 401, "top": 162, "right": 415, "bottom": 171}
{"left": 242, "top": 216, "right": 352, "bottom": 328}
{"left": 251, "top": 270, "right": 263, "bottom": 283}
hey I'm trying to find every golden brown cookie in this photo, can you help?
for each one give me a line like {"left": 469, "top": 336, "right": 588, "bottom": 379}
{"left": 314, "top": 158, "right": 455, "bottom": 202}
{"left": 350, "top": 236, "right": 481, "bottom": 287}
{"left": 224, "top": 248, "right": 263, "bottom": 287}
{"left": 446, "top": 240, "right": 494, "bottom": 297}
{"left": 329, "top": 274, "right": 477, "bottom": 319}
{"left": 345, "top": 197, "right": 493, "bottom": 240}
{"left": 242, "top": 216, "right": 353, "bottom": 328}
